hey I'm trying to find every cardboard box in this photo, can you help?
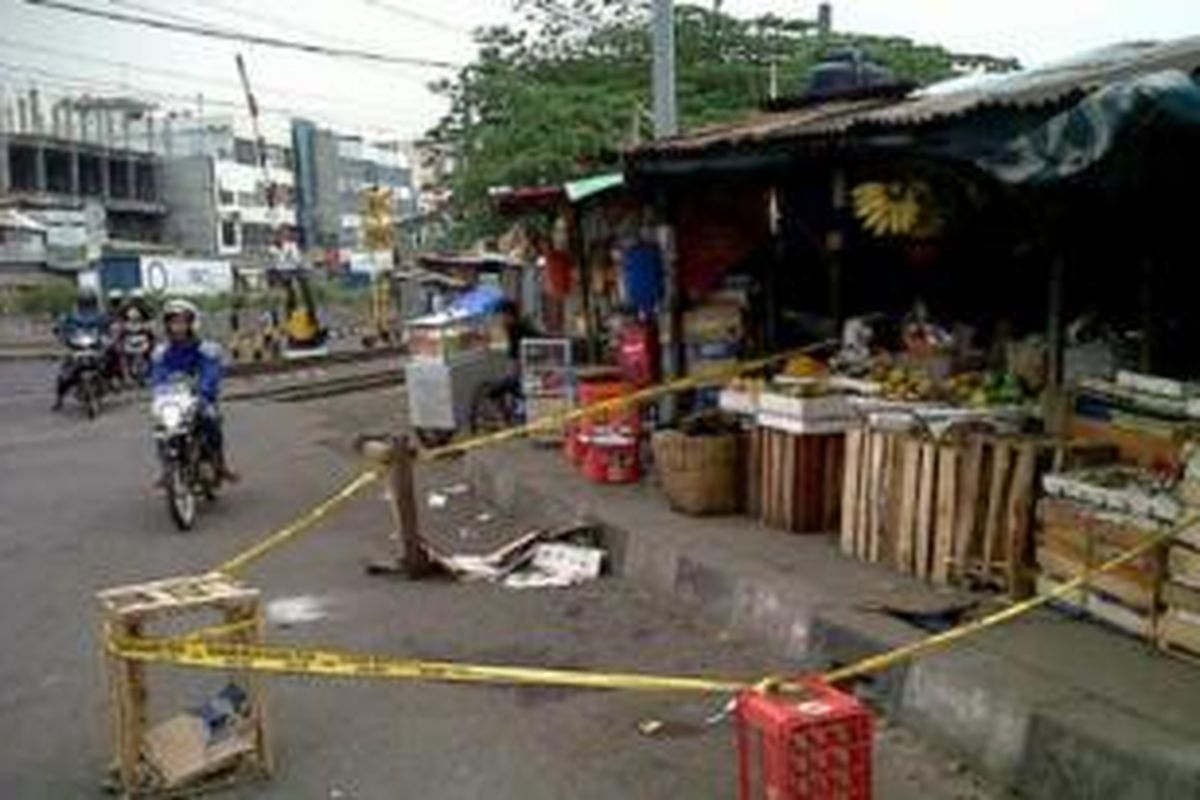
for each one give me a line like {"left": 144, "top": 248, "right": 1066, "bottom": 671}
{"left": 143, "top": 714, "right": 255, "bottom": 789}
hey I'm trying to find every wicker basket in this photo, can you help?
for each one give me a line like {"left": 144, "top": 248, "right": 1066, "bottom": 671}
{"left": 652, "top": 429, "right": 740, "bottom": 515}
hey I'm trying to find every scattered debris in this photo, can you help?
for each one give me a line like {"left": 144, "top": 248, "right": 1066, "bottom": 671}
{"left": 266, "top": 596, "right": 328, "bottom": 627}
{"left": 142, "top": 683, "right": 254, "bottom": 790}
{"left": 443, "top": 482, "right": 470, "bottom": 496}
{"left": 427, "top": 492, "right": 448, "bottom": 509}
{"left": 426, "top": 524, "right": 606, "bottom": 589}
{"left": 476, "top": 511, "right": 495, "bottom": 523}
{"left": 636, "top": 698, "right": 736, "bottom": 739}
{"left": 503, "top": 543, "right": 605, "bottom": 589}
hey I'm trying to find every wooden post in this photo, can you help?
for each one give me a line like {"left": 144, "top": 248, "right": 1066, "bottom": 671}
{"left": 1045, "top": 255, "right": 1067, "bottom": 435}
{"left": 389, "top": 434, "right": 431, "bottom": 578}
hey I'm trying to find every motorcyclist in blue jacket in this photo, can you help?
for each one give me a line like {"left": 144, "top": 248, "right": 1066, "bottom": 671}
{"left": 52, "top": 289, "right": 112, "bottom": 410}
{"left": 151, "top": 298, "right": 238, "bottom": 482}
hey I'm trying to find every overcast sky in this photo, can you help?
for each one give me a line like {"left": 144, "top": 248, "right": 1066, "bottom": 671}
{"left": 1, "top": 0, "right": 1198, "bottom": 141}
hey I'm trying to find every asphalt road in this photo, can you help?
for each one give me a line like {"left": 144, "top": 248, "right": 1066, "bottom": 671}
{"left": 0, "top": 360, "right": 1004, "bottom": 799}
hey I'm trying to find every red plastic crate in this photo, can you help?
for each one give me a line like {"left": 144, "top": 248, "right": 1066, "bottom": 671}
{"left": 736, "top": 678, "right": 873, "bottom": 800}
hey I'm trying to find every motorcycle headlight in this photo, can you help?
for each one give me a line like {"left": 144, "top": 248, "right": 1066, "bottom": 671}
{"left": 157, "top": 401, "right": 185, "bottom": 429}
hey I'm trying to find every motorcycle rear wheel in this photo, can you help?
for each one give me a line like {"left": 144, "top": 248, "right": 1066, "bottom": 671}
{"left": 166, "top": 464, "right": 197, "bottom": 531}
{"left": 79, "top": 378, "right": 100, "bottom": 420}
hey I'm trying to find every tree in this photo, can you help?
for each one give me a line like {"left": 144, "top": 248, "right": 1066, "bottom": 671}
{"left": 428, "top": 1, "right": 979, "bottom": 245}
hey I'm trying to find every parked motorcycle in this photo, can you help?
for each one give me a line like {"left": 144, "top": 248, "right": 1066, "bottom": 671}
{"left": 152, "top": 380, "right": 221, "bottom": 530}
{"left": 66, "top": 329, "right": 107, "bottom": 419}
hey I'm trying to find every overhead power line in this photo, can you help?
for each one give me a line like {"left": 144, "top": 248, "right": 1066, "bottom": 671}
{"left": 24, "top": 0, "right": 462, "bottom": 70}
{"left": 0, "top": 35, "right": 428, "bottom": 104}
{"left": 358, "top": 0, "right": 468, "bottom": 34}
{"left": 0, "top": 59, "right": 431, "bottom": 133}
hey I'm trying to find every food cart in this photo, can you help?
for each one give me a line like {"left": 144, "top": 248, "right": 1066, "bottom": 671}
{"left": 403, "top": 307, "right": 511, "bottom": 447}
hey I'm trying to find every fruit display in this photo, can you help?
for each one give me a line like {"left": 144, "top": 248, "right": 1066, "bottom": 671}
{"left": 783, "top": 354, "right": 829, "bottom": 379}
{"left": 867, "top": 362, "right": 1030, "bottom": 406}
{"left": 852, "top": 180, "right": 943, "bottom": 238}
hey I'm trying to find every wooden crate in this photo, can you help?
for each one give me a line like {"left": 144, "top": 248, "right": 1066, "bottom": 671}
{"left": 754, "top": 425, "right": 844, "bottom": 533}
{"left": 1033, "top": 498, "right": 1167, "bottom": 641}
{"left": 1160, "top": 541, "right": 1200, "bottom": 663}
{"left": 840, "top": 428, "right": 1043, "bottom": 596}
{"left": 98, "top": 572, "right": 272, "bottom": 798}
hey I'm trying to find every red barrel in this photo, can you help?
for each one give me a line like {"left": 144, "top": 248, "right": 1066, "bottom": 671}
{"left": 578, "top": 378, "right": 640, "bottom": 438}
{"left": 581, "top": 432, "right": 641, "bottom": 484}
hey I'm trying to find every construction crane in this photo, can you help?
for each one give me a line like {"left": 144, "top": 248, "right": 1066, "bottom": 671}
{"left": 234, "top": 52, "right": 327, "bottom": 357}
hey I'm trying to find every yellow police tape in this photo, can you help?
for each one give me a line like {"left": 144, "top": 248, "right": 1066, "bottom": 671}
{"left": 214, "top": 342, "right": 830, "bottom": 576}
{"left": 216, "top": 468, "right": 384, "bottom": 575}
{"left": 126, "top": 513, "right": 1199, "bottom": 695}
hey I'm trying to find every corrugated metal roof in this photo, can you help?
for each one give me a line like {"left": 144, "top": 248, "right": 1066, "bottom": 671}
{"left": 631, "top": 36, "right": 1200, "bottom": 160}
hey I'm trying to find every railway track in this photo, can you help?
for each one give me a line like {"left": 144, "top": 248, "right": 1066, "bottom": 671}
{"left": 225, "top": 345, "right": 405, "bottom": 378}
{"left": 227, "top": 367, "right": 403, "bottom": 403}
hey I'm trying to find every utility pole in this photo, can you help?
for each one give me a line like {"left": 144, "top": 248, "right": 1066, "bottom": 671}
{"left": 651, "top": 0, "right": 679, "bottom": 422}
{"left": 651, "top": 0, "right": 676, "bottom": 138}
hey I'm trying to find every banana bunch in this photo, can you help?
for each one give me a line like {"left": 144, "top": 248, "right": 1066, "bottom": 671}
{"left": 852, "top": 181, "right": 926, "bottom": 237}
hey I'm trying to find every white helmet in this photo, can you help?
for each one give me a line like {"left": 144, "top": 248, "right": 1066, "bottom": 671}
{"left": 162, "top": 298, "right": 202, "bottom": 333}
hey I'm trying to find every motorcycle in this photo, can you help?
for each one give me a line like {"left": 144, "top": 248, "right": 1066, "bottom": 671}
{"left": 120, "top": 325, "right": 154, "bottom": 387}
{"left": 152, "top": 380, "right": 221, "bottom": 531}
{"left": 65, "top": 329, "right": 107, "bottom": 419}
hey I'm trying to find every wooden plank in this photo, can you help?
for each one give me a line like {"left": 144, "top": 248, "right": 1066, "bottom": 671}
{"left": 746, "top": 427, "right": 761, "bottom": 518}
{"left": 1170, "top": 545, "right": 1200, "bottom": 585}
{"left": 1004, "top": 443, "right": 1038, "bottom": 598}
{"left": 1164, "top": 581, "right": 1200, "bottom": 615}
{"left": 762, "top": 428, "right": 774, "bottom": 526}
{"left": 1159, "top": 609, "right": 1200, "bottom": 660}
{"left": 896, "top": 438, "right": 921, "bottom": 574}
{"left": 1038, "top": 545, "right": 1158, "bottom": 610}
{"left": 954, "top": 437, "right": 984, "bottom": 582}
{"left": 932, "top": 445, "right": 958, "bottom": 585}
{"left": 855, "top": 431, "right": 874, "bottom": 559}
{"left": 774, "top": 430, "right": 788, "bottom": 529}
{"left": 878, "top": 434, "right": 897, "bottom": 566}
{"left": 824, "top": 433, "right": 844, "bottom": 534}
{"left": 868, "top": 432, "right": 887, "bottom": 563}
{"left": 915, "top": 441, "right": 937, "bottom": 581}
{"left": 982, "top": 440, "right": 1013, "bottom": 585}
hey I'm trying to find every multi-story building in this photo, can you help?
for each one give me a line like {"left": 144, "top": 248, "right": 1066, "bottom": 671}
{"left": 0, "top": 87, "right": 165, "bottom": 273}
{"left": 159, "top": 113, "right": 297, "bottom": 265}
{"left": 291, "top": 119, "right": 414, "bottom": 267}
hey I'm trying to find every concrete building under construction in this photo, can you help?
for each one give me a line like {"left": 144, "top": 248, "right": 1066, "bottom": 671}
{"left": 0, "top": 87, "right": 166, "bottom": 272}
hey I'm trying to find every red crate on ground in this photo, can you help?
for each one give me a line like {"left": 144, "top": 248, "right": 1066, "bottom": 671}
{"left": 736, "top": 678, "right": 873, "bottom": 800}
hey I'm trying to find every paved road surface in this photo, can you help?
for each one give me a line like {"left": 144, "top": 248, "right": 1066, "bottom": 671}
{"left": 0, "top": 361, "right": 1004, "bottom": 798}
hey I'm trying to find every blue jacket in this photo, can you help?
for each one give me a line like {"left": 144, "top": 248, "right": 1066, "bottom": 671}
{"left": 57, "top": 309, "right": 110, "bottom": 341}
{"left": 151, "top": 338, "right": 223, "bottom": 405}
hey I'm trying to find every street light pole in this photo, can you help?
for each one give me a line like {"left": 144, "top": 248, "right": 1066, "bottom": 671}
{"left": 651, "top": 0, "right": 677, "bottom": 138}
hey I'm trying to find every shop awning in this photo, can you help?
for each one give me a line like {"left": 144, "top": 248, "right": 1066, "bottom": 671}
{"left": 564, "top": 172, "right": 624, "bottom": 203}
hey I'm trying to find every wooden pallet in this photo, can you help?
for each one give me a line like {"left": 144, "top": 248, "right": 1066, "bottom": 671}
{"left": 841, "top": 428, "right": 1043, "bottom": 596}
{"left": 755, "top": 426, "right": 844, "bottom": 533}
{"left": 1037, "top": 570, "right": 1157, "bottom": 640}
{"left": 98, "top": 573, "right": 272, "bottom": 798}
{"left": 1157, "top": 607, "right": 1200, "bottom": 663}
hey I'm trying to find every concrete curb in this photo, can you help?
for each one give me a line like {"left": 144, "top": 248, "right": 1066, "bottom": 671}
{"left": 465, "top": 445, "right": 1200, "bottom": 800}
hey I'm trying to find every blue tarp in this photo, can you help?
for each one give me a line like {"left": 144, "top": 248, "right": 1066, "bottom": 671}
{"left": 448, "top": 284, "right": 506, "bottom": 317}
{"left": 972, "top": 70, "right": 1200, "bottom": 184}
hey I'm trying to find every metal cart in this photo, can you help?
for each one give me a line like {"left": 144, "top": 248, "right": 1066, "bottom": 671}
{"left": 403, "top": 311, "right": 510, "bottom": 447}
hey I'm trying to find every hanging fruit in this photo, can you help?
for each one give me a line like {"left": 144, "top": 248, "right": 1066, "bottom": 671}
{"left": 852, "top": 180, "right": 942, "bottom": 238}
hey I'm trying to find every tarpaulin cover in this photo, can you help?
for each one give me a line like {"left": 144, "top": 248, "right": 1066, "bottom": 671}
{"left": 448, "top": 284, "right": 506, "bottom": 317}
{"left": 969, "top": 70, "right": 1200, "bottom": 184}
